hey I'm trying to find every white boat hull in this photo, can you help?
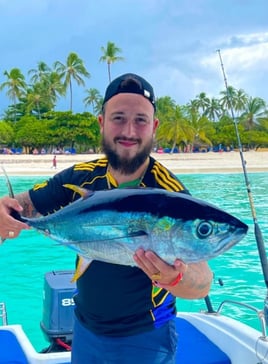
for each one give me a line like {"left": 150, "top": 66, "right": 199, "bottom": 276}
{"left": 1, "top": 312, "right": 268, "bottom": 364}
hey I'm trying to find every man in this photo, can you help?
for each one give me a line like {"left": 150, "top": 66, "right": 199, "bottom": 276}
{"left": 0, "top": 73, "right": 212, "bottom": 363}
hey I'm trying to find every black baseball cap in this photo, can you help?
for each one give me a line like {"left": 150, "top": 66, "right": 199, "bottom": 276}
{"left": 102, "top": 73, "right": 156, "bottom": 110}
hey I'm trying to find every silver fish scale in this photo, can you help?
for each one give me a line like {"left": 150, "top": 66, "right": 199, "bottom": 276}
{"left": 44, "top": 210, "right": 244, "bottom": 265}
{"left": 22, "top": 188, "right": 248, "bottom": 265}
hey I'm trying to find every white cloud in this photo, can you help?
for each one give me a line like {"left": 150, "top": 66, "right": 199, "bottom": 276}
{"left": 0, "top": 0, "right": 268, "bottom": 116}
{"left": 197, "top": 32, "right": 268, "bottom": 99}
{"left": 228, "top": 32, "right": 268, "bottom": 46}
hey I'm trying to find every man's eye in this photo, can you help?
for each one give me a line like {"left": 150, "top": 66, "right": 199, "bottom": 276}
{"left": 112, "top": 116, "right": 124, "bottom": 123}
{"left": 135, "top": 118, "right": 147, "bottom": 125}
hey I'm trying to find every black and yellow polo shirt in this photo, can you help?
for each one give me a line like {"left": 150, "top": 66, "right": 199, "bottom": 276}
{"left": 29, "top": 156, "right": 189, "bottom": 336}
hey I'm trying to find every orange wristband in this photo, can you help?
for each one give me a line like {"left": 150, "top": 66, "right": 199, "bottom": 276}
{"left": 153, "top": 272, "right": 183, "bottom": 288}
{"left": 169, "top": 272, "right": 184, "bottom": 286}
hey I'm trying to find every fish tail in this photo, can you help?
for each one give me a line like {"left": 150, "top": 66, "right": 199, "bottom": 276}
{"left": 71, "top": 256, "right": 92, "bottom": 282}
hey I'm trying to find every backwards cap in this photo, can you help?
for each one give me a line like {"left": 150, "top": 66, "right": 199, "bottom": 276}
{"left": 102, "top": 73, "right": 156, "bottom": 110}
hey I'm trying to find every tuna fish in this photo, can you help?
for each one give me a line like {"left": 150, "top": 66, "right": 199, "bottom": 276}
{"left": 17, "top": 186, "right": 248, "bottom": 266}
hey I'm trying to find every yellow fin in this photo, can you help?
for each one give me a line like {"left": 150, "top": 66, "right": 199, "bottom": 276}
{"left": 63, "top": 184, "right": 91, "bottom": 198}
{"left": 71, "top": 256, "right": 92, "bottom": 282}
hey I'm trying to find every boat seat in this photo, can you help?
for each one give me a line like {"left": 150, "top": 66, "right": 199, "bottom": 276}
{"left": 176, "top": 318, "right": 231, "bottom": 364}
{"left": 0, "top": 329, "right": 28, "bottom": 363}
{"left": 0, "top": 319, "right": 230, "bottom": 364}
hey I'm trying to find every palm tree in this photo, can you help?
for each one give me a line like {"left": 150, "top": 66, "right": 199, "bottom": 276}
{"left": 25, "top": 82, "right": 53, "bottom": 119}
{"left": 219, "top": 86, "right": 248, "bottom": 116}
{"left": 240, "top": 97, "right": 267, "bottom": 130}
{"left": 185, "top": 107, "right": 214, "bottom": 150}
{"left": 156, "top": 99, "right": 191, "bottom": 152}
{"left": 28, "top": 61, "right": 51, "bottom": 83}
{"left": 54, "top": 52, "right": 90, "bottom": 111}
{"left": 235, "top": 89, "right": 248, "bottom": 113}
{"left": 99, "top": 41, "right": 124, "bottom": 82}
{"left": 84, "top": 88, "right": 102, "bottom": 114}
{"left": 0, "top": 68, "right": 26, "bottom": 121}
{"left": 44, "top": 71, "right": 65, "bottom": 107}
{"left": 219, "top": 85, "right": 236, "bottom": 110}
{"left": 25, "top": 87, "right": 44, "bottom": 119}
{"left": 94, "top": 97, "right": 104, "bottom": 116}
{"left": 191, "top": 92, "right": 210, "bottom": 115}
{"left": 203, "top": 97, "right": 222, "bottom": 121}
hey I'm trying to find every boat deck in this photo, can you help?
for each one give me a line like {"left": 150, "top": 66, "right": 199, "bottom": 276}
{"left": 0, "top": 317, "right": 230, "bottom": 364}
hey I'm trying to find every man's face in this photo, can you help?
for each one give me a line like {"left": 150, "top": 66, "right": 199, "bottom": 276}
{"left": 98, "top": 93, "right": 159, "bottom": 174}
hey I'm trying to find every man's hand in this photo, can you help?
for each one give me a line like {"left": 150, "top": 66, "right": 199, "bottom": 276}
{"left": 133, "top": 248, "right": 213, "bottom": 298}
{"left": 133, "top": 248, "right": 187, "bottom": 287}
{"left": 0, "top": 196, "right": 30, "bottom": 241}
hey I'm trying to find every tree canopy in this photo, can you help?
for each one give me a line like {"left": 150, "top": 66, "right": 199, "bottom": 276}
{"left": 0, "top": 47, "right": 268, "bottom": 154}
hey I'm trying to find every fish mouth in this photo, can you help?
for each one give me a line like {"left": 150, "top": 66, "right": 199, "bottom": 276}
{"left": 212, "top": 227, "right": 248, "bottom": 255}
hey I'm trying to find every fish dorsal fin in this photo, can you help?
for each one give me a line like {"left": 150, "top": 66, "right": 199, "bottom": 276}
{"left": 63, "top": 184, "right": 93, "bottom": 199}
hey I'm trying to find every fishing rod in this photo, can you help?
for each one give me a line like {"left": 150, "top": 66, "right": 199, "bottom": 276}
{"left": 216, "top": 49, "right": 268, "bottom": 317}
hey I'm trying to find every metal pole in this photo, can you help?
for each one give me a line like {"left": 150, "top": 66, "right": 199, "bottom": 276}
{"left": 216, "top": 49, "right": 268, "bottom": 318}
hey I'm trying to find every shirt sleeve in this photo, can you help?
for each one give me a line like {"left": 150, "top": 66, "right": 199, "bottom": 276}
{"left": 29, "top": 166, "right": 76, "bottom": 215}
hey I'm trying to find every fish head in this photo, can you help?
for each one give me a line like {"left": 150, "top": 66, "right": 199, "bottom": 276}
{"left": 171, "top": 216, "right": 248, "bottom": 263}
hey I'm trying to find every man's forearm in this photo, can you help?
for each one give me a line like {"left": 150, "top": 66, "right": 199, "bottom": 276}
{"left": 15, "top": 192, "right": 41, "bottom": 218}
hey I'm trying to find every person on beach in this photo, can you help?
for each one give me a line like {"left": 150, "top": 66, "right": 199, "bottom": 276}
{"left": 51, "top": 155, "right": 57, "bottom": 169}
{"left": 0, "top": 73, "right": 212, "bottom": 364}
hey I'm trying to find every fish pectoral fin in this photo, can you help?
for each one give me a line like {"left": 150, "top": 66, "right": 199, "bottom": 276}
{"left": 128, "top": 230, "right": 148, "bottom": 238}
{"left": 58, "top": 230, "right": 148, "bottom": 247}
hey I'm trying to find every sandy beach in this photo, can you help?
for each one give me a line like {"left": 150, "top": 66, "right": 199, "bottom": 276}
{"left": 0, "top": 151, "right": 267, "bottom": 176}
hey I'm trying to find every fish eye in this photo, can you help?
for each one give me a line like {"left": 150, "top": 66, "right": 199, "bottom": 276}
{"left": 196, "top": 221, "right": 214, "bottom": 239}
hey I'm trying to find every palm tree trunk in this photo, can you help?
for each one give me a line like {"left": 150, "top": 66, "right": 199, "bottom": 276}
{"left": 107, "top": 63, "right": 111, "bottom": 83}
{"left": 37, "top": 102, "right": 41, "bottom": 120}
{"left": 13, "top": 99, "right": 17, "bottom": 122}
{"left": 69, "top": 79, "right": 73, "bottom": 111}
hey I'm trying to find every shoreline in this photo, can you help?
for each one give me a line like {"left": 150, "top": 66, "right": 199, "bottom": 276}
{"left": 0, "top": 151, "right": 268, "bottom": 176}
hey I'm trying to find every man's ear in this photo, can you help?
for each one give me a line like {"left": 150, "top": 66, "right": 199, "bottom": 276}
{"left": 153, "top": 118, "right": 159, "bottom": 134}
{"left": 98, "top": 114, "right": 104, "bottom": 133}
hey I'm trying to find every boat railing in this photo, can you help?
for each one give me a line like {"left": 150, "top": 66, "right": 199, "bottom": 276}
{"left": 0, "top": 302, "right": 7, "bottom": 326}
{"left": 216, "top": 299, "right": 268, "bottom": 341}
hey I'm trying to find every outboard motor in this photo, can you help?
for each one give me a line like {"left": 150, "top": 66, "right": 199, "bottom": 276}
{"left": 40, "top": 270, "right": 76, "bottom": 353}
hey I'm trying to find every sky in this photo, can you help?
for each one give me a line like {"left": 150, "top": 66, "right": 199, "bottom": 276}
{"left": 0, "top": 0, "right": 268, "bottom": 116}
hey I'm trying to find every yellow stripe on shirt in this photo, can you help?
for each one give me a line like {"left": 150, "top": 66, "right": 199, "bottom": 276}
{"left": 151, "top": 161, "right": 185, "bottom": 191}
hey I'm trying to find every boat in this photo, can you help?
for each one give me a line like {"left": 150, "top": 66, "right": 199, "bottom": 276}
{"left": 1, "top": 268, "right": 268, "bottom": 364}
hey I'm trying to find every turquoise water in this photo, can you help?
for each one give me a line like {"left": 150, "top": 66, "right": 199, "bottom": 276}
{"left": 0, "top": 172, "right": 267, "bottom": 352}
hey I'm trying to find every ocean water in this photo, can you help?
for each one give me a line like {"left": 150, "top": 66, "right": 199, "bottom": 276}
{"left": 0, "top": 172, "right": 267, "bottom": 352}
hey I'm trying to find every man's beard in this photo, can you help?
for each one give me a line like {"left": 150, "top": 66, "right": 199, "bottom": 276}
{"left": 102, "top": 136, "right": 153, "bottom": 175}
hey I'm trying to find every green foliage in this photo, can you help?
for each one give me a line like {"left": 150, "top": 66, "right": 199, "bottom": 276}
{"left": 0, "top": 68, "right": 27, "bottom": 122}
{"left": 0, "top": 120, "right": 15, "bottom": 145}
{"left": 43, "top": 111, "right": 100, "bottom": 152}
{"left": 14, "top": 116, "right": 50, "bottom": 147}
{"left": 0, "top": 49, "right": 268, "bottom": 152}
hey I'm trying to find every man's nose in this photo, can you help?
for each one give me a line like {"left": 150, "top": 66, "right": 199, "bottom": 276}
{"left": 121, "top": 120, "right": 137, "bottom": 136}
